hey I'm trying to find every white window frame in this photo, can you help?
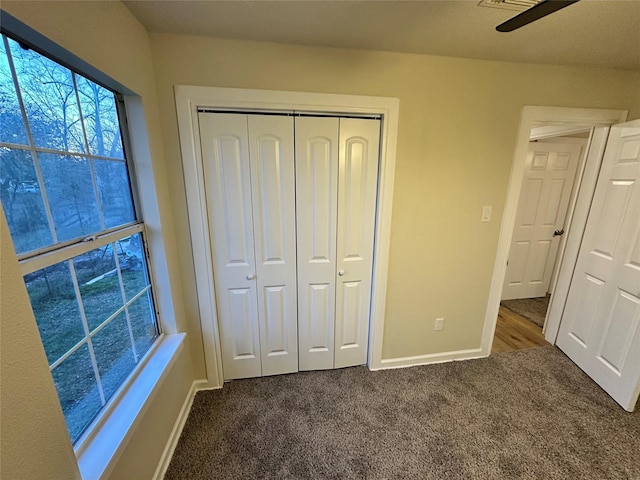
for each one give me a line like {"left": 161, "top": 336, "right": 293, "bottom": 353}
{"left": 1, "top": 11, "right": 184, "bottom": 479}
{"left": 3, "top": 26, "right": 164, "bottom": 437}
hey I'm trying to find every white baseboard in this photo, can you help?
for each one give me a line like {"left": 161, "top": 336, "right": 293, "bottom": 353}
{"left": 372, "top": 348, "right": 486, "bottom": 370}
{"left": 153, "top": 379, "right": 213, "bottom": 480}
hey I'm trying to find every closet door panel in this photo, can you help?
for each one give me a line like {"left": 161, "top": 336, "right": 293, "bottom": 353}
{"left": 307, "top": 283, "right": 334, "bottom": 354}
{"left": 248, "top": 115, "right": 298, "bottom": 376}
{"left": 296, "top": 117, "right": 340, "bottom": 370}
{"left": 199, "top": 113, "right": 261, "bottom": 380}
{"left": 335, "top": 118, "right": 380, "bottom": 368}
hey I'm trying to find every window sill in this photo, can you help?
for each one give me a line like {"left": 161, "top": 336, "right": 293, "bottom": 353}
{"left": 76, "top": 333, "right": 185, "bottom": 480}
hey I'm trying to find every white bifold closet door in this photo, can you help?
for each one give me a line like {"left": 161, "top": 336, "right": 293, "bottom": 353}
{"left": 295, "top": 117, "right": 340, "bottom": 370}
{"left": 335, "top": 118, "right": 380, "bottom": 368}
{"left": 199, "top": 113, "right": 298, "bottom": 380}
{"left": 296, "top": 116, "right": 381, "bottom": 370}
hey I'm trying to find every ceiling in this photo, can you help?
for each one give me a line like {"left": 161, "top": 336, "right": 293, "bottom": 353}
{"left": 123, "top": 0, "right": 640, "bottom": 71}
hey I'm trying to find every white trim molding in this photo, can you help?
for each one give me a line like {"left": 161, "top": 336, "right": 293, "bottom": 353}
{"left": 175, "top": 86, "right": 400, "bottom": 386}
{"left": 374, "top": 348, "right": 485, "bottom": 370}
{"left": 152, "top": 379, "right": 212, "bottom": 480}
{"left": 480, "top": 106, "right": 627, "bottom": 356}
{"left": 77, "top": 333, "right": 186, "bottom": 480}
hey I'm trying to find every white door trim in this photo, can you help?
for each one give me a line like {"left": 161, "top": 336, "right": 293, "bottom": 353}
{"left": 481, "top": 106, "right": 627, "bottom": 356}
{"left": 175, "top": 86, "right": 400, "bottom": 387}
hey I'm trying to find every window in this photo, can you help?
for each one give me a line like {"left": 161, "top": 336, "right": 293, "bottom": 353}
{"left": 0, "top": 34, "right": 159, "bottom": 444}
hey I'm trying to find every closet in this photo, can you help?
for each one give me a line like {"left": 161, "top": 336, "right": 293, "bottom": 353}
{"left": 199, "top": 112, "right": 380, "bottom": 380}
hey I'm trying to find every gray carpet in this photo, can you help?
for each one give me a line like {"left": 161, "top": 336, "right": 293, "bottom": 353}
{"left": 501, "top": 295, "right": 551, "bottom": 328}
{"left": 165, "top": 347, "right": 640, "bottom": 480}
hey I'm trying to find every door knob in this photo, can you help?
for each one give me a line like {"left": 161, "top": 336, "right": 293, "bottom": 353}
{"left": 338, "top": 270, "right": 345, "bottom": 276}
{"left": 247, "top": 274, "right": 255, "bottom": 280}
{"left": 553, "top": 229, "right": 565, "bottom": 237}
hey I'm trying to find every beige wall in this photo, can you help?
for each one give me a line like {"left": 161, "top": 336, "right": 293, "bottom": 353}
{"left": 1, "top": 210, "right": 81, "bottom": 480}
{"left": 149, "top": 33, "right": 640, "bottom": 360}
{"left": 1, "top": 2, "right": 639, "bottom": 477}
{"left": 0, "top": 2, "right": 195, "bottom": 479}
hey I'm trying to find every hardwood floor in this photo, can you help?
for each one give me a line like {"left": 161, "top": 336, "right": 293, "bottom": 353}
{"left": 492, "top": 305, "right": 550, "bottom": 353}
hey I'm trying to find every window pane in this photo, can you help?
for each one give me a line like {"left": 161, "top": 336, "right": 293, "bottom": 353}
{"left": 92, "top": 312, "right": 135, "bottom": 400}
{"left": 7, "top": 38, "right": 85, "bottom": 153}
{"left": 52, "top": 344, "right": 103, "bottom": 443}
{"left": 0, "top": 37, "right": 28, "bottom": 145}
{"left": 73, "top": 245, "right": 124, "bottom": 331}
{"left": 0, "top": 147, "right": 52, "bottom": 253}
{"left": 39, "top": 153, "right": 101, "bottom": 241}
{"left": 94, "top": 160, "right": 135, "bottom": 228}
{"left": 76, "top": 77, "right": 124, "bottom": 159}
{"left": 117, "top": 233, "right": 149, "bottom": 301}
{"left": 127, "top": 290, "right": 158, "bottom": 359}
{"left": 25, "top": 262, "right": 85, "bottom": 365}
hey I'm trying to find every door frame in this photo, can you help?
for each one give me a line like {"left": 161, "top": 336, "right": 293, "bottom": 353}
{"left": 175, "top": 86, "right": 400, "bottom": 388}
{"left": 481, "top": 106, "right": 627, "bottom": 355}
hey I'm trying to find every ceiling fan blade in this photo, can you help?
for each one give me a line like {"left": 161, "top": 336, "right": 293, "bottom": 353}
{"left": 496, "top": 0, "right": 580, "bottom": 32}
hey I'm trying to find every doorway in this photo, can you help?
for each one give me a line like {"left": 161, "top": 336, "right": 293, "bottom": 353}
{"left": 493, "top": 127, "right": 590, "bottom": 352}
{"left": 482, "top": 106, "right": 628, "bottom": 356}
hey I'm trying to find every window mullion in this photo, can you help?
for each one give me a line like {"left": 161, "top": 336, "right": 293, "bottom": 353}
{"left": 3, "top": 35, "right": 58, "bottom": 244}
{"left": 87, "top": 286, "right": 152, "bottom": 337}
{"left": 72, "top": 72, "right": 106, "bottom": 231}
{"left": 69, "top": 259, "right": 107, "bottom": 406}
{"left": 87, "top": 302, "right": 127, "bottom": 338}
{"left": 88, "top": 159, "right": 106, "bottom": 230}
{"left": 49, "top": 337, "right": 88, "bottom": 371}
{"left": 112, "top": 242, "right": 140, "bottom": 363}
{"left": 72, "top": 73, "right": 92, "bottom": 155}
{"left": 84, "top": 285, "right": 151, "bottom": 339}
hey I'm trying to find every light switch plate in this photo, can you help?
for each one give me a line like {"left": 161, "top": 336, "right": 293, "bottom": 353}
{"left": 481, "top": 206, "right": 492, "bottom": 222}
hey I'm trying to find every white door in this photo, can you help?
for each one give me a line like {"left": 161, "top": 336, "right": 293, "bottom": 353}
{"left": 247, "top": 115, "right": 298, "bottom": 376}
{"left": 502, "top": 142, "right": 581, "bottom": 300}
{"left": 199, "top": 113, "right": 262, "bottom": 380}
{"left": 335, "top": 118, "right": 380, "bottom": 368}
{"left": 296, "top": 116, "right": 340, "bottom": 370}
{"left": 557, "top": 120, "right": 640, "bottom": 411}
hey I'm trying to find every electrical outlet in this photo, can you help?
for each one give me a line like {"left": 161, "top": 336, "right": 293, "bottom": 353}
{"left": 434, "top": 318, "right": 444, "bottom": 331}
